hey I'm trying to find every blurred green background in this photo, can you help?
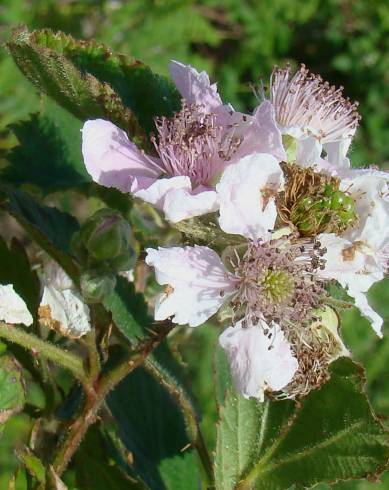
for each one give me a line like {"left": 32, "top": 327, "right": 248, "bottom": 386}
{"left": 0, "top": 0, "right": 388, "bottom": 488}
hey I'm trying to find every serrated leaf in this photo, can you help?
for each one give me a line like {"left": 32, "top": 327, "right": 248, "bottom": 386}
{"left": 103, "top": 278, "right": 201, "bottom": 488}
{"left": 215, "top": 356, "right": 389, "bottom": 490}
{"left": 7, "top": 26, "right": 144, "bottom": 140}
{"left": 7, "top": 26, "right": 181, "bottom": 136}
{"left": 5, "top": 189, "right": 79, "bottom": 281}
{"left": 0, "top": 238, "right": 39, "bottom": 320}
{"left": 2, "top": 111, "right": 88, "bottom": 193}
{"left": 107, "top": 366, "right": 199, "bottom": 490}
{"left": 0, "top": 355, "right": 25, "bottom": 424}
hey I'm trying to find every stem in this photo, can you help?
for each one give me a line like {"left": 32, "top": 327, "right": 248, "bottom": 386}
{"left": 0, "top": 323, "right": 87, "bottom": 383}
{"left": 52, "top": 322, "right": 174, "bottom": 476}
{"left": 83, "top": 329, "right": 101, "bottom": 381}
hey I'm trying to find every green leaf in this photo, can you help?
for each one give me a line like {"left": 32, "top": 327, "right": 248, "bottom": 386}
{"left": 107, "top": 366, "right": 200, "bottom": 490}
{"left": 0, "top": 355, "right": 26, "bottom": 424}
{"left": 215, "top": 356, "right": 389, "bottom": 490}
{"left": 74, "top": 427, "right": 141, "bottom": 490}
{"left": 0, "top": 238, "right": 39, "bottom": 320}
{"left": 2, "top": 107, "right": 89, "bottom": 194}
{"left": 7, "top": 26, "right": 181, "bottom": 135}
{"left": 6, "top": 189, "right": 80, "bottom": 281}
{"left": 103, "top": 279, "right": 201, "bottom": 488}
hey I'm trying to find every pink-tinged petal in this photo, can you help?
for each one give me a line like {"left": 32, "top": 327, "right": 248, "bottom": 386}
{"left": 296, "top": 135, "right": 322, "bottom": 167}
{"left": 169, "top": 60, "right": 222, "bottom": 110}
{"left": 0, "top": 284, "right": 33, "bottom": 326}
{"left": 145, "top": 246, "right": 237, "bottom": 327}
{"left": 217, "top": 153, "right": 284, "bottom": 240}
{"left": 133, "top": 176, "right": 190, "bottom": 209}
{"left": 348, "top": 288, "right": 383, "bottom": 337}
{"left": 339, "top": 169, "right": 389, "bottom": 251}
{"left": 82, "top": 119, "right": 161, "bottom": 192}
{"left": 234, "top": 101, "right": 286, "bottom": 162}
{"left": 323, "top": 138, "right": 353, "bottom": 168}
{"left": 40, "top": 286, "right": 91, "bottom": 338}
{"left": 318, "top": 233, "right": 383, "bottom": 288}
{"left": 162, "top": 186, "right": 219, "bottom": 223}
{"left": 318, "top": 233, "right": 384, "bottom": 336}
{"left": 219, "top": 319, "right": 298, "bottom": 400}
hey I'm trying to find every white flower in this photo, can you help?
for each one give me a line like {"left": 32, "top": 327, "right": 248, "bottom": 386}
{"left": 270, "top": 64, "right": 360, "bottom": 168}
{"left": 39, "top": 263, "right": 91, "bottom": 338}
{"left": 318, "top": 168, "right": 389, "bottom": 336}
{"left": 219, "top": 319, "right": 298, "bottom": 400}
{"left": 0, "top": 284, "right": 33, "bottom": 326}
{"left": 145, "top": 245, "right": 237, "bottom": 327}
{"left": 216, "top": 153, "right": 284, "bottom": 240}
{"left": 82, "top": 62, "right": 285, "bottom": 224}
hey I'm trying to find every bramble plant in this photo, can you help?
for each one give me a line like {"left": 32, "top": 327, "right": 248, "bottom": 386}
{"left": 0, "top": 25, "right": 388, "bottom": 490}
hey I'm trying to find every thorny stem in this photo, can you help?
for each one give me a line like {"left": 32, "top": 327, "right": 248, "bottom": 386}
{"left": 83, "top": 329, "right": 101, "bottom": 381}
{"left": 0, "top": 323, "right": 87, "bottom": 384}
{"left": 52, "top": 321, "right": 175, "bottom": 477}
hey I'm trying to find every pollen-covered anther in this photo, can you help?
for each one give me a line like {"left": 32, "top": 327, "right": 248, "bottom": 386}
{"left": 152, "top": 103, "right": 240, "bottom": 188}
{"left": 270, "top": 64, "right": 361, "bottom": 141}
{"left": 229, "top": 237, "right": 327, "bottom": 329}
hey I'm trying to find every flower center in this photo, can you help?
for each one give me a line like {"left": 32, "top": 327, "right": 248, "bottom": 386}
{"left": 261, "top": 269, "right": 294, "bottom": 303}
{"left": 229, "top": 237, "right": 327, "bottom": 328}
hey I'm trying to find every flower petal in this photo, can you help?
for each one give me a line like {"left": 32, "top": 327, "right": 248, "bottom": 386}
{"left": 318, "top": 233, "right": 384, "bottom": 336}
{"left": 217, "top": 153, "right": 284, "bottom": 240}
{"left": 347, "top": 288, "right": 383, "bottom": 338}
{"left": 82, "top": 119, "right": 161, "bottom": 192}
{"left": 339, "top": 169, "right": 389, "bottom": 251}
{"left": 235, "top": 101, "right": 286, "bottom": 162}
{"left": 40, "top": 285, "right": 91, "bottom": 338}
{"left": 162, "top": 186, "right": 219, "bottom": 223}
{"left": 323, "top": 137, "right": 353, "bottom": 167}
{"left": 145, "top": 245, "right": 237, "bottom": 327}
{"left": 133, "top": 175, "right": 191, "bottom": 209}
{"left": 0, "top": 284, "right": 33, "bottom": 326}
{"left": 169, "top": 60, "right": 222, "bottom": 110}
{"left": 219, "top": 319, "right": 298, "bottom": 400}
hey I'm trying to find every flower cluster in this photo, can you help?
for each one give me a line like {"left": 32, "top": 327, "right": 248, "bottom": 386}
{"left": 81, "top": 62, "right": 389, "bottom": 401}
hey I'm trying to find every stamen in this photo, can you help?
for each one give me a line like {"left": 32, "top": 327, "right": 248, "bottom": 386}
{"left": 229, "top": 236, "right": 327, "bottom": 329}
{"left": 270, "top": 64, "right": 361, "bottom": 142}
{"left": 152, "top": 103, "right": 241, "bottom": 187}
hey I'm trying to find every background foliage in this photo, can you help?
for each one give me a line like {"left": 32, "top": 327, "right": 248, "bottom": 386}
{"left": 0, "top": 1, "right": 388, "bottom": 488}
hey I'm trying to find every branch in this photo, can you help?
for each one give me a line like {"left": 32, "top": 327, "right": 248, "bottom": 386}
{"left": 52, "top": 321, "right": 174, "bottom": 476}
{"left": 0, "top": 323, "right": 87, "bottom": 383}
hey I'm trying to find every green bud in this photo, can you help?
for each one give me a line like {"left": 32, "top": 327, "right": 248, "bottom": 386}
{"left": 109, "top": 249, "right": 137, "bottom": 272}
{"left": 80, "top": 209, "right": 133, "bottom": 262}
{"left": 80, "top": 271, "right": 117, "bottom": 304}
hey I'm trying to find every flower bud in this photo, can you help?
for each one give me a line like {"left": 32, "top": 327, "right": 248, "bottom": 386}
{"left": 80, "top": 209, "right": 133, "bottom": 262}
{"left": 80, "top": 271, "right": 117, "bottom": 304}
